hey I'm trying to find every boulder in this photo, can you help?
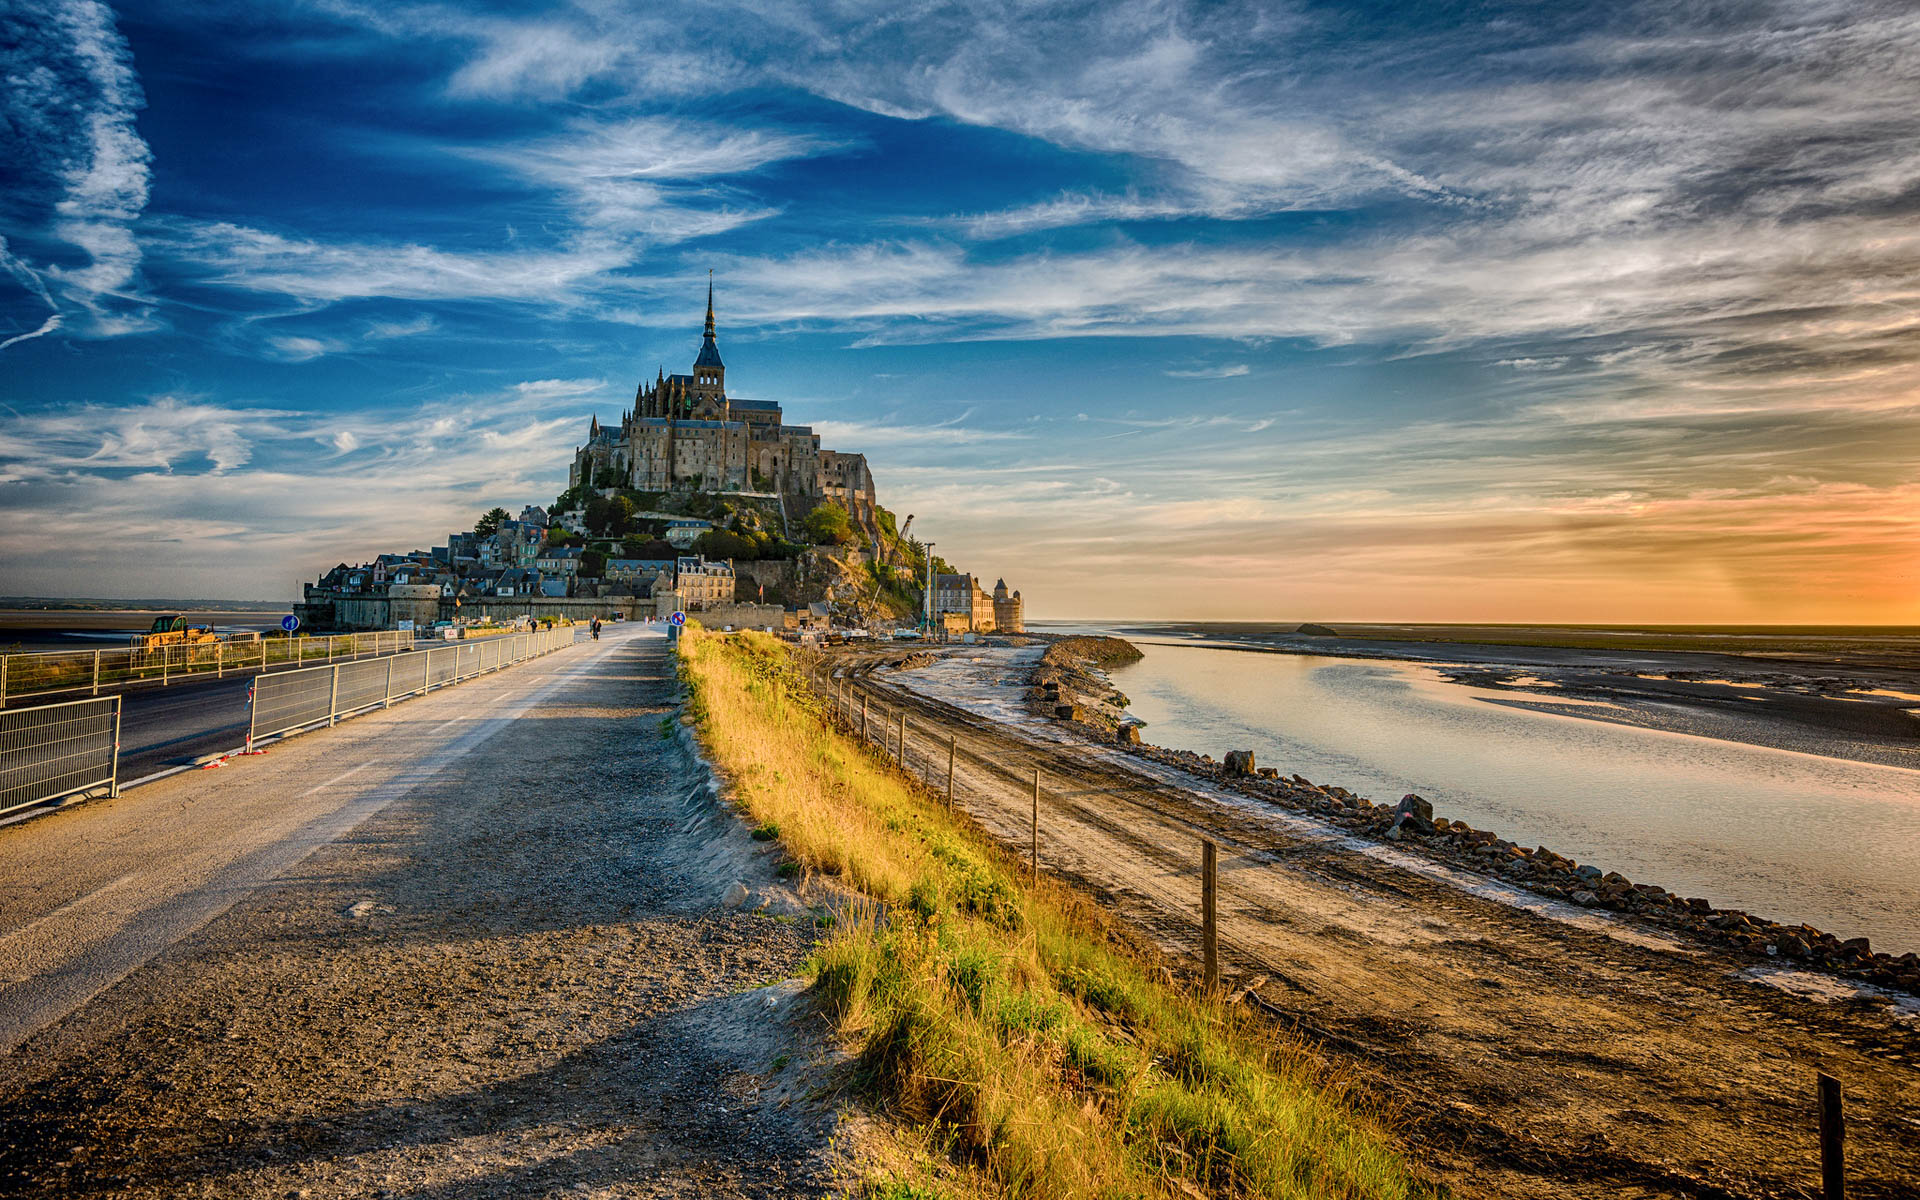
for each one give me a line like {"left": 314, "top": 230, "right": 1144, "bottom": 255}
{"left": 721, "top": 881, "right": 749, "bottom": 909}
{"left": 1574, "top": 865, "right": 1603, "bottom": 884}
{"left": 1116, "top": 724, "right": 1141, "bottom": 746}
{"left": 1571, "top": 890, "right": 1599, "bottom": 907}
{"left": 1054, "top": 704, "right": 1081, "bottom": 720}
{"left": 1778, "top": 934, "right": 1809, "bottom": 957}
{"left": 1395, "top": 794, "right": 1434, "bottom": 825}
{"left": 1841, "top": 936, "right": 1872, "bottom": 956}
{"left": 1223, "top": 749, "right": 1257, "bottom": 776}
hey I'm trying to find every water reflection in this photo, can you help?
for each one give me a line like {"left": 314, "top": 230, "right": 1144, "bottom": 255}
{"left": 1112, "top": 642, "right": 1920, "bottom": 954}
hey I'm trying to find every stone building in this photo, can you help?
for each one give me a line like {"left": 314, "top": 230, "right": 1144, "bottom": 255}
{"left": 571, "top": 283, "right": 879, "bottom": 536}
{"left": 992, "top": 578, "right": 1025, "bottom": 633}
{"left": 672, "top": 555, "right": 735, "bottom": 611}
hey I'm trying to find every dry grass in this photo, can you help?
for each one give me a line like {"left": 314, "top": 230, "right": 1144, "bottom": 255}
{"left": 679, "top": 629, "right": 1434, "bottom": 1200}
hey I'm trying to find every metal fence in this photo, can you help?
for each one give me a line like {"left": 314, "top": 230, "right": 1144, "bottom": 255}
{"left": 0, "top": 696, "right": 121, "bottom": 817}
{"left": 248, "top": 626, "right": 580, "bottom": 745}
{"left": 0, "top": 631, "right": 412, "bottom": 709}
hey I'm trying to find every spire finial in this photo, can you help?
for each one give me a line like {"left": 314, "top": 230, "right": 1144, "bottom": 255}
{"left": 704, "top": 270, "right": 715, "bottom": 338}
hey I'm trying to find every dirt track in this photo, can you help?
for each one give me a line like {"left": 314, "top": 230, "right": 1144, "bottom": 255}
{"left": 823, "top": 650, "right": 1920, "bottom": 1200}
{"left": 0, "top": 630, "right": 841, "bottom": 1199}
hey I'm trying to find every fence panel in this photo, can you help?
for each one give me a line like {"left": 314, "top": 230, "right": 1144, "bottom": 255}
{"left": 0, "top": 697, "right": 120, "bottom": 816}
{"left": 333, "top": 658, "right": 390, "bottom": 716}
{"left": 251, "top": 667, "right": 336, "bottom": 741}
{"left": 427, "top": 646, "right": 456, "bottom": 689}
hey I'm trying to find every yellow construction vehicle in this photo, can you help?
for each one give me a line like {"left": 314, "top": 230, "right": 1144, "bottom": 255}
{"left": 130, "top": 615, "right": 220, "bottom": 650}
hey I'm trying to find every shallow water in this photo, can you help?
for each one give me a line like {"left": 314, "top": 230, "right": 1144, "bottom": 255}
{"left": 1109, "top": 641, "right": 1920, "bottom": 955}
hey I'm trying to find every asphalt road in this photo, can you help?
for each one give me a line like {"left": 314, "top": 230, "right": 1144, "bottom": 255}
{"left": 115, "top": 674, "right": 253, "bottom": 780}
{"left": 0, "top": 624, "right": 648, "bottom": 1057}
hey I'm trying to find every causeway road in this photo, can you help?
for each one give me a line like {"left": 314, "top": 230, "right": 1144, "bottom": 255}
{"left": 0, "top": 624, "right": 838, "bottom": 1199}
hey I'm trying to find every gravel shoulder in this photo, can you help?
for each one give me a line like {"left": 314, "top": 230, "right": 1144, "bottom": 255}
{"left": 0, "top": 629, "right": 846, "bottom": 1199}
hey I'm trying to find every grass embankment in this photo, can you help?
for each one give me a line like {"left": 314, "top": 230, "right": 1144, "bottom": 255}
{"left": 679, "top": 628, "right": 1429, "bottom": 1200}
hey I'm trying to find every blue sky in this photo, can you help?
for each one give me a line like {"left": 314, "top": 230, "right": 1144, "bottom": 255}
{"left": 2, "top": 0, "right": 1917, "bottom": 620}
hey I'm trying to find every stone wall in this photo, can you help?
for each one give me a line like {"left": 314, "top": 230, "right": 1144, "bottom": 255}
{"left": 694, "top": 601, "right": 786, "bottom": 630}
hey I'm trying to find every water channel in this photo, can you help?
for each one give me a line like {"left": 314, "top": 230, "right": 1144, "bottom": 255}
{"left": 1107, "top": 640, "right": 1920, "bottom": 955}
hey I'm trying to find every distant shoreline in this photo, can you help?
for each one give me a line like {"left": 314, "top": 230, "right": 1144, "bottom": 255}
{"left": 0, "top": 598, "right": 288, "bottom": 612}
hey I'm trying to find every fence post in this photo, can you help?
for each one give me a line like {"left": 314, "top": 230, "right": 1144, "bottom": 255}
{"left": 92, "top": 649, "right": 101, "bottom": 696}
{"left": 1818, "top": 1072, "right": 1844, "bottom": 1200}
{"left": 860, "top": 693, "right": 868, "bottom": 741}
{"left": 327, "top": 664, "right": 340, "bottom": 727}
{"left": 162, "top": 647, "right": 169, "bottom": 686}
{"left": 261, "top": 638, "right": 267, "bottom": 674}
{"left": 1031, "top": 767, "right": 1040, "bottom": 878}
{"left": 110, "top": 696, "right": 123, "bottom": 797}
{"left": 899, "top": 711, "right": 907, "bottom": 761}
{"left": 423, "top": 648, "right": 431, "bottom": 695}
{"left": 216, "top": 642, "right": 224, "bottom": 679}
{"left": 947, "top": 735, "right": 956, "bottom": 807}
{"left": 1202, "top": 839, "right": 1219, "bottom": 995}
{"left": 0, "top": 655, "right": 6, "bottom": 709}
{"left": 383, "top": 655, "right": 395, "bottom": 708}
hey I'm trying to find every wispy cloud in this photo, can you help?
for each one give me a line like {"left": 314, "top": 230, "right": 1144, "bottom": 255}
{"left": 0, "top": 383, "right": 610, "bottom": 596}
{"left": 0, "top": 0, "right": 154, "bottom": 347}
{"left": 1163, "top": 364, "right": 1249, "bottom": 379}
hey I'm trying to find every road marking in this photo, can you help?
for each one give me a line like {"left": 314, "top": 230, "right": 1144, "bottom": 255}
{"left": 0, "top": 872, "right": 141, "bottom": 953}
{"left": 296, "top": 762, "right": 373, "bottom": 798}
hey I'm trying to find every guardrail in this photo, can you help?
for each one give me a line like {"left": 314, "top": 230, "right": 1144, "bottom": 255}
{"left": 0, "top": 631, "right": 412, "bottom": 709}
{"left": 248, "top": 626, "right": 579, "bottom": 746}
{"left": 0, "top": 696, "right": 121, "bottom": 817}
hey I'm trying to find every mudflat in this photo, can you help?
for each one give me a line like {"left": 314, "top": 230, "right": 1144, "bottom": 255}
{"left": 1109, "top": 622, "right": 1920, "bottom": 770}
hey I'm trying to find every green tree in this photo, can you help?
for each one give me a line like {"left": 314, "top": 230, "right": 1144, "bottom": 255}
{"left": 580, "top": 550, "right": 607, "bottom": 579}
{"left": 621, "top": 536, "right": 676, "bottom": 559}
{"left": 693, "top": 529, "right": 759, "bottom": 561}
{"left": 474, "top": 507, "right": 509, "bottom": 537}
{"left": 803, "top": 502, "right": 854, "bottom": 546}
{"left": 584, "top": 495, "right": 636, "bottom": 538}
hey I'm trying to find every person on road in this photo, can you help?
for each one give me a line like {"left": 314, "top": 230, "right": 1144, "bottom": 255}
{"left": 590, "top": 617, "right": 601, "bottom": 641}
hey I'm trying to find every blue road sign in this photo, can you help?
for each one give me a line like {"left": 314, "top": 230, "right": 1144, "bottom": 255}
{"left": 669, "top": 610, "right": 686, "bottom": 627}
{"left": 281, "top": 614, "right": 300, "bottom": 633}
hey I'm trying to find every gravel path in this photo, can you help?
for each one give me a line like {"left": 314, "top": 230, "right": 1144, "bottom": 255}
{"left": 0, "top": 628, "right": 841, "bottom": 1199}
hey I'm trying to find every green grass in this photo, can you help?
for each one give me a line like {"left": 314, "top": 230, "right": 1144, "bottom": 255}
{"left": 680, "top": 628, "right": 1433, "bottom": 1200}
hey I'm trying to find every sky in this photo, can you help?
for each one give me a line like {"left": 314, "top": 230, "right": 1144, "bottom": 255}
{"left": 1, "top": 0, "right": 1916, "bottom": 622}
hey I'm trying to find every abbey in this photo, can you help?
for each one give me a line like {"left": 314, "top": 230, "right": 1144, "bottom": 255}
{"left": 570, "top": 284, "right": 878, "bottom": 533}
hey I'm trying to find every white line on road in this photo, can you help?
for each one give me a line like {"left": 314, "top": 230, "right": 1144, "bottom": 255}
{"left": 0, "top": 873, "right": 141, "bottom": 958}
{"left": 296, "top": 761, "right": 373, "bottom": 798}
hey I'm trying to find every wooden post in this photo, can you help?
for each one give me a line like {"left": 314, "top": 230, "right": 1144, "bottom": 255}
{"left": 327, "top": 664, "right": 340, "bottom": 727}
{"left": 860, "top": 693, "right": 868, "bottom": 741}
{"left": 1030, "top": 768, "right": 1040, "bottom": 878}
{"left": 92, "top": 649, "right": 102, "bottom": 696}
{"left": 216, "top": 641, "right": 224, "bottom": 679}
{"left": 899, "top": 710, "right": 907, "bottom": 762}
{"left": 947, "top": 734, "right": 956, "bottom": 807}
{"left": 1818, "top": 1072, "right": 1844, "bottom": 1200}
{"left": 1202, "top": 839, "right": 1219, "bottom": 995}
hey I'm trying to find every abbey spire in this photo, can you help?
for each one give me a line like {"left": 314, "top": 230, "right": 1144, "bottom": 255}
{"left": 692, "top": 271, "right": 725, "bottom": 394}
